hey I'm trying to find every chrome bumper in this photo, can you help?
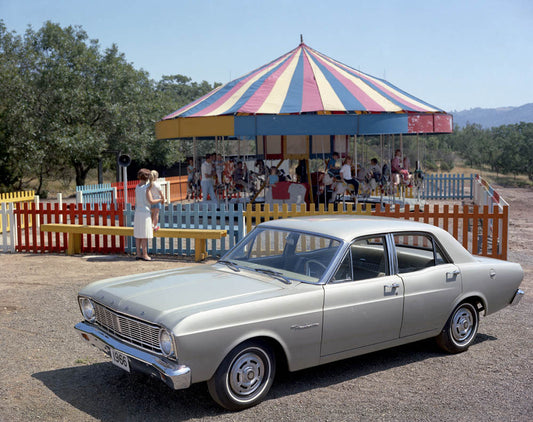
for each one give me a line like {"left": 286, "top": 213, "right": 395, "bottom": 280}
{"left": 75, "top": 321, "right": 191, "bottom": 390}
{"left": 510, "top": 289, "right": 524, "bottom": 306}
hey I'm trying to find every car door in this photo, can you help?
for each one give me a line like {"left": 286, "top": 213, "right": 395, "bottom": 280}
{"left": 393, "top": 232, "right": 463, "bottom": 338}
{"left": 321, "top": 235, "right": 404, "bottom": 357}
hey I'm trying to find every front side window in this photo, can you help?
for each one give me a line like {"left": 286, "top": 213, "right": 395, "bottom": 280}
{"left": 332, "top": 235, "right": 389, "bottom": 282}
{"left": 393, "top": 232, "right": 449, "bottom": 274}
{"left": 224, "top": 228, "right": 341, "bottom": 283}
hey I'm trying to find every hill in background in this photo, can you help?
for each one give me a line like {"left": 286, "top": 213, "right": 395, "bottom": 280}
{"left": 451, "top": 103, "right": 533, "bottom": 128}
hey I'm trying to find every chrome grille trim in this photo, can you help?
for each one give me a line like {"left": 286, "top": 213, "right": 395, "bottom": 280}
{"left": 92, "top": 302, "right": 162, "bottom": 354}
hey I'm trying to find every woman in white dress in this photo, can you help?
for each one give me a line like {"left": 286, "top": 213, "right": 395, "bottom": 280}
{"left": 134, "top": 168, "right": 163, "bottom": 261}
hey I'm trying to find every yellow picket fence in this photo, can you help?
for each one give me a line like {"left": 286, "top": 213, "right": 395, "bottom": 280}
{"left": 0, "top": 191, "right": 35, "bottom": 233}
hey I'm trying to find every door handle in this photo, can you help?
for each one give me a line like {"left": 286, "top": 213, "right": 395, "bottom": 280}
{"left": 384, "top": 282, "right": 400, "bottom": 296}
{"left": 447, "top": 269, "right": 461, "bottom": 277}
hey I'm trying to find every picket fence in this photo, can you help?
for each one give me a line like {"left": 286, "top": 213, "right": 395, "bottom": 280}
{"left": 0, "top": 202, "right": 17, "bottom": 252}
{"left": 11, "top": 202, "right": 244, "bottom": 258}
{"left": 122, "top": 203, "right": 244, "bottom": 256}
{"left": 14, "top": 202, "right": 125, "bottom": 254}
{"left": 420, "top": 173, "right": 472, "bottom": 200}
{"left": 0, "top": 190, "right": 35, "bottom": 235}
{"left": 2, "top": 174, "right": 508, "bottom": 260}
{"left": 76, "top": 183, "right": 115, "bottom": 205}
{"left": 244, "top": 201, "right": 508, "bottom": 260}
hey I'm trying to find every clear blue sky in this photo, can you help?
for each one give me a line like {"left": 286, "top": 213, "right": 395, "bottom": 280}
{"left": 2, "top": 0, "right": 532, "bottom": 112}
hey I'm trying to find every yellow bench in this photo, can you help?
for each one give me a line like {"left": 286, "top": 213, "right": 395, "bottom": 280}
{"left": 40, "top": 224, "right": 227, "bottom": 261}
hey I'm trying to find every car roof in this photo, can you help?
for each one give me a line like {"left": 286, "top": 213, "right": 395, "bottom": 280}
{"left": 259, "top": 215, "right": 443, "bottom": 242}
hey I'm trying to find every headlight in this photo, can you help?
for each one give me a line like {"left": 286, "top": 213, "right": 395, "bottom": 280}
{"left": 79, "top": 297, "right": 96, "bottom": 322}
{"left": 159, "top": 328, "right": 175, "bottom": 358}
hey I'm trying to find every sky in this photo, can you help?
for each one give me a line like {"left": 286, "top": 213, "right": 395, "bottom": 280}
{"left": 1, "top": 0, "right": 532, "bottom": 112}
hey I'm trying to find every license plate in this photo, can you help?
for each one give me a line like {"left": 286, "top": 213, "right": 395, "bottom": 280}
{"left": 111, "top": 348, "right": 130, "bottom": 372}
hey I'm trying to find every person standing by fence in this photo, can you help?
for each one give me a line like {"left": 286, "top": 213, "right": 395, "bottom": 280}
{"left": 134, "top": 168, "right": 161, "bottom": 261}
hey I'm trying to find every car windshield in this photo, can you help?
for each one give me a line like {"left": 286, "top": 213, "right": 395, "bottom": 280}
{"left": 222, "top": 227, "right": 342, "bottom": 283}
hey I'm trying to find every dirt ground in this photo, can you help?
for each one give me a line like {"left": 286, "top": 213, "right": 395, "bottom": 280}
{"left": 0, "top": 185, "right": 531, "bottom": 421}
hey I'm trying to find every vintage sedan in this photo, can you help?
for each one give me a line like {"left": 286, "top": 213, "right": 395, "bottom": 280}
{"left": 76, "top": 216, "right": 524, "bottom": 410}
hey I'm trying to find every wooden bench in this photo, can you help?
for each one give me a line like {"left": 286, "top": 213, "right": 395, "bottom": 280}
{"left": 40, "top": 224, "right": 227, "bottom": 261}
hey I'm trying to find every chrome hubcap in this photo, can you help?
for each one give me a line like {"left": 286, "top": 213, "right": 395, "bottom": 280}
{"left": 451, "top": 306, "right": 475, "bottom": 343}
{"left": 229, "top": 351, "right": 265, "bottom": 397}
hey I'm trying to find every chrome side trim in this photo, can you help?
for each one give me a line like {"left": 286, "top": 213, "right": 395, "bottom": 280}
{"left": 75, "top": 321, "right": 191, "bottom": 390}
{"left": 290, "top": 323, "right": 319, "bottom": 330}
{"left": 510, "top": 289, "right": 524, "bottom": 306}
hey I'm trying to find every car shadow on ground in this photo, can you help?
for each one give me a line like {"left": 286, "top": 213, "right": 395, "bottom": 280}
{"left": 32, "top": 334, "right": 497, "bottom": 421}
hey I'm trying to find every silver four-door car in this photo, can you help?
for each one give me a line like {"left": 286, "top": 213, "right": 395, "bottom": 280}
{"left": 76, "top": 216, "right": 524, "bottom": 410}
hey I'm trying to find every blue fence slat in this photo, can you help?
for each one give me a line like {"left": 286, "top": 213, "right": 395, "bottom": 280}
{"left": 77, "top": 183, "right": 115, "bottom": 205}
{"left": 123, "top": 203, "right": 244, "bottom": 258}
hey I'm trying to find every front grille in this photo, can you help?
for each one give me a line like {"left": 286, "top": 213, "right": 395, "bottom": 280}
{"left": 93, "top": 302, "right": 161, "bottom": 354}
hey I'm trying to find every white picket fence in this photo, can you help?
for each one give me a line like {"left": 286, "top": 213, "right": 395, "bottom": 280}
{"left": 0, "top": 202, "right": 17, "bottom": 252}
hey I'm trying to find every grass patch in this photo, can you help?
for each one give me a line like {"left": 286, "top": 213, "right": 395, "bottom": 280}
{"left": 74, "top": 357, "right": 94, "bottom": 365}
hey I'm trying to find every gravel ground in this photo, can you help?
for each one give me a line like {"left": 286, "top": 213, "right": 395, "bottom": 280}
{"left": 0, "top": 186, "right": 532, "bottom": 422}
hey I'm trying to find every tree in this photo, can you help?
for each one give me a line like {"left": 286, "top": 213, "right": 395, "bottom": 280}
{"left": 0, "top": 22, "right": 40, "bottom": 191}
{"left": 518, "top": 123, "right": 533, "bottom": 181}
{"left": 23, "top": 22, "right": 167, "bottom": 186}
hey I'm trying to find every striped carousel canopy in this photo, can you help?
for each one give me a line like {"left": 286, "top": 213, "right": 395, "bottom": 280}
{"left": 156, "top": 42, "right": 452, "bottom": 139}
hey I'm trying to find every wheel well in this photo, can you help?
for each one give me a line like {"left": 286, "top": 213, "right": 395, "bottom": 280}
{"left": 248, "top": 336, "right": 289, "bottom": 373}
{"left": 462, "top": 296, "right": 486, "bottom": 316}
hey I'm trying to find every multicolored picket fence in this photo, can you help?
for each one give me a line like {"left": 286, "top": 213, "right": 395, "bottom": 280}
{"left": 11, "top": 202, "right": 243, "bottom": 258}
{"left": 0, "top": 174, "right": 509, "bottom": 259}
{"left": 4, "top": 199, "right": 508, "bottom": 261}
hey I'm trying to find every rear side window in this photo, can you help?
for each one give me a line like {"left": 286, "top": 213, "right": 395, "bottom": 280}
{"left": 393, "top": 232, "right": 449, "bottom": 274}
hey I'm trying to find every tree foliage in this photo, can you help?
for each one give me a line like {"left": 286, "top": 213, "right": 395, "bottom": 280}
{"left": 0, "top": 21, "right": 218, "bottom": 192}
{"left": 439, "top": 122, "right": 533, "bottom": 180}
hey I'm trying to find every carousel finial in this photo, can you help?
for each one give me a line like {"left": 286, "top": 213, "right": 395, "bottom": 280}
{"left": 300, "top": 34, "right": 303, "bottom": 44}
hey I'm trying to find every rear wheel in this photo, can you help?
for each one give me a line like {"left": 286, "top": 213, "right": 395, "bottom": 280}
{"left": 207, "top": 340, "right": 276, "bottom": 410}
{"left": 436, "top": 302, "right": 479, "bottom": 353}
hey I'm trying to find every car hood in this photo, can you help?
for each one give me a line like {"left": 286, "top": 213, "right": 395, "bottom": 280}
{"left": 79, "top": 264, "right": 293, "bottom": 326}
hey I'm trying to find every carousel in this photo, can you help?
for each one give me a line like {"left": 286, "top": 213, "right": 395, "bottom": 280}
{"left": 156, "top": 38, "right": 452, "bottom": 207}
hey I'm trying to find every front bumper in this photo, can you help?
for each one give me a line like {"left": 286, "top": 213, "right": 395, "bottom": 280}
{"left": 510, "top": 289, "right": 525, "bottom": 306}
{"left": 75, "top": 321, "right": 191, "bottom": 390}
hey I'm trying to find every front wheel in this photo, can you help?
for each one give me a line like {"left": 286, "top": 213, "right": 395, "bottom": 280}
{"left": 207, "top": 340, "right": 276, "bottom": 410}
{"left": 436, "top": 302, "right": 479, "bottom": 353}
